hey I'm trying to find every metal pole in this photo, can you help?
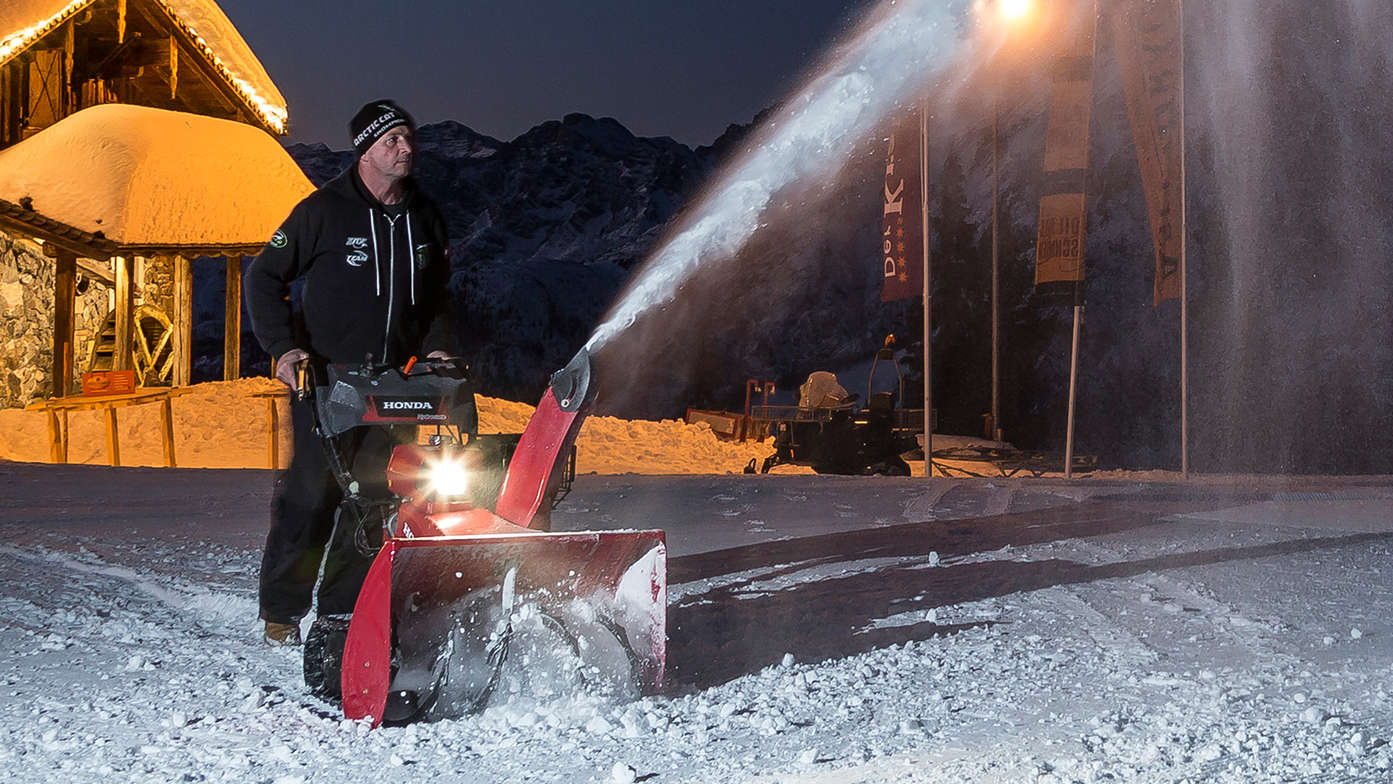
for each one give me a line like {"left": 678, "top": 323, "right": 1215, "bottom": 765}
{"left": 1064, "top": 304, "right": 1082, "bottom": 478}
{"left": 1179, "top": 0, "right": 1189, "bottom": 478}
{"left": 1066, "top": 0, "right": 1101, "bottom": 478}
{"left": 921, "top": 106, "right": 933, "bottom": 477}
{"left": 991, "top": 102, "right": 1001, "bottom": 442}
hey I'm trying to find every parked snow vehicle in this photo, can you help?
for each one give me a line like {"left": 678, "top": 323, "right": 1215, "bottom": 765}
{"left": 750, "top": 343, "right": 922, "bottom": 476}
{"left": 300, "top": 350, "right": 666, "bottom": 726}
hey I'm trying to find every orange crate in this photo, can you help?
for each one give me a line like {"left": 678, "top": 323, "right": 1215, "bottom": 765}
{"left": 81, "top": 370, "right": 137, "bottom": 396}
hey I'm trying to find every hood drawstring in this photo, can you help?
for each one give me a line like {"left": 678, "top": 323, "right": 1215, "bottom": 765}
{"left": 406, "top": 211, "right": 417, "bottom": 306}
{"left": 368, "top": 208, "right": 382, "bottom": 297}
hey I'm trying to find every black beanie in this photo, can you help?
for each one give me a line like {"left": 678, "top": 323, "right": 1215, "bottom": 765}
{"left": 349, "top": 100, "right": 415, "bottom": 156}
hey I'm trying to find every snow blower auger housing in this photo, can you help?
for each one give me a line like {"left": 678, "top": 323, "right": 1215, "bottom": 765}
{"left": 308, "top": 349, "right": 666, "bottom": 727}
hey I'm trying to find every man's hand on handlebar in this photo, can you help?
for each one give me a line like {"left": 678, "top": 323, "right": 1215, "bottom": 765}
{"left": 274, "top": 348, "right": 310, "bottom": 393}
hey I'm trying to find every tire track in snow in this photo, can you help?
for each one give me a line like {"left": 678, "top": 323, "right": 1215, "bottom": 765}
{"left": 0, "top": 544, "right": 255, "bottom": 635}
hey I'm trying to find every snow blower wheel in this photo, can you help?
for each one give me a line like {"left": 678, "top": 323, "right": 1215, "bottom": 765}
{"left": 303, "top": 614, "right": 353, "bottom": 702}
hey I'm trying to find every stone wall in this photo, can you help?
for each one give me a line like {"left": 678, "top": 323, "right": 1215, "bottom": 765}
{"left": 0, "top": 230, "right": 113, "bottom": 407}
{"left": 0, "top": 232, "right": 54, "bottom": 407}
{"left": 73, "top": 272, "right": 108, "bottom": 380}
{"left": 141, "top": 256, "right": 175, "bottom": 318}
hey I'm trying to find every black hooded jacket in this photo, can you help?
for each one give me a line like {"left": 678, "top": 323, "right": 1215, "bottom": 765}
{"left": 245, "top": 166, "right": 451, "bottom": 367}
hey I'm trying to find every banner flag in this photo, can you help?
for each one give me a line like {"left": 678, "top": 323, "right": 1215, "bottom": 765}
{"left": 1114, "top": 0, "right": 1183, "bottom": 305}
{"left": 1035, "top": 13, "right": 1097, "bottom": 295}
{"left": 881, "top": 110, "right": 922, "bottom": 302}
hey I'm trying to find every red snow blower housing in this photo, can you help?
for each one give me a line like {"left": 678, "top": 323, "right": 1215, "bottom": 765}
{"left": 301, "top": 349, "right": 666, "bottom": 726}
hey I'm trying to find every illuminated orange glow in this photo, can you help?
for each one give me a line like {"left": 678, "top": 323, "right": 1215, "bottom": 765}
{"left": 1, "top": 0, "right": 288, "bottom": 135}
{"left": 999, "top": 0, "right": 1033, "bottom": 23}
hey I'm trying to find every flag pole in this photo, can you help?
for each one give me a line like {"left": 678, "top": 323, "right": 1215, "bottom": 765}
{"left": 921, "top": 105, "right": 933, "bottom": 477}
{"left": 990, "top": 101, "right": 1001, "bottom": 442}
{"left": 1064, "top": 0, "right": 1100, "bottom": 480}
{"left": 1179, "top": 0, "right": 1189, "bottom": 478}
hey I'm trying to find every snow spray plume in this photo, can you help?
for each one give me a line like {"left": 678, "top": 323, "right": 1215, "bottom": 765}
{"left": 584, "top": 0, "right": 963, "bottom": 354}
{"left": 1182, "top": 0, "right": 1393, "bottom": 471}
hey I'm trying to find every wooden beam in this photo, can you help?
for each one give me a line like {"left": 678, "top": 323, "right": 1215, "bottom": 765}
{"left": 161, "top": 395, "right": 176, "bottom": 467}
{"left": 117, "top": 0, "right": 127, "bottom": 45}
{"left": 172, "top": 254, "right": 192, "bottom": 386}
{"left": 224, "top": 255, "right": 242, "bottom": 381}
{"left": 105, "top": 406, "right": 120, "bottom": 466}
{"left": 266, "top": 397, "right": 279, "bottom": 469}
{"left": 112, "top": 255, "right": 133, "bottom": 371}
{"left": 168, "top": 34, "right": 177, "bottom": 100}
{"left": 52, "top": 251, "right": 77, "bottom": 397}
{"left": 64, "top": 24, "right": 76, "bottom": 115}
{"left": 47, "top": 409, "right": 63, "bottom": 463}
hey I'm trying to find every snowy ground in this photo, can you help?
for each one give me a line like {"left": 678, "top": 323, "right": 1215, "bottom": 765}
{"left": 2, "top": 463, "right": 1391, "bottom": 783}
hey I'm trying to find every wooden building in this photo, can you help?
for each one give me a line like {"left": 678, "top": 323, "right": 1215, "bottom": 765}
{"left": 0, "top": 0, "right": 286, "bottom": 149}
{"left": 0, "top": 0, "right": 300, "bottom": 407}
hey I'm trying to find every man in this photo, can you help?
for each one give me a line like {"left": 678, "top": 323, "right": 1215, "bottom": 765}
{"left": 246, "top": 100, "right": 452, "bottom": 645}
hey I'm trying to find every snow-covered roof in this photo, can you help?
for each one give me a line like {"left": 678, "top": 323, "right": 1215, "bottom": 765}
{"left": 0, "top": 104, "right": 313, "bottom": 249}
{"left": 0, "top": 0, "right": 287, "bottom": 134}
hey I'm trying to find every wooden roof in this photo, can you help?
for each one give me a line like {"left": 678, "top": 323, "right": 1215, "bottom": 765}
{"left": 0, "top": 0, "right": 287, "bottom": 133}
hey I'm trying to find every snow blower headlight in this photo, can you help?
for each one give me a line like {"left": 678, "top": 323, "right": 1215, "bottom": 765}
{"left": 426, "top": 458, "right": 470, "bottom": 498}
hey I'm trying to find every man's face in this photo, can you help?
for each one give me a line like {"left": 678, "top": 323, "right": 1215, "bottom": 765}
{"left": 362, "top": 125, "right": 414, "bottom": 180}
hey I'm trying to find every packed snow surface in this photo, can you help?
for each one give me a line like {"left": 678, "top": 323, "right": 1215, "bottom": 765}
{"left": 2, "top": 462, "right": 1391, "bottom": 782}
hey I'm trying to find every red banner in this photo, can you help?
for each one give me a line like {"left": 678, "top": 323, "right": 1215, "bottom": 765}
{"left": 1114, "top": 0, "right": 1183, "bottom": 305}
{"left": 1035, "top": 11, "right": 1096, "bottom": 293}
{"left": 881, "top": 111, "right": 922, "bottom": 302}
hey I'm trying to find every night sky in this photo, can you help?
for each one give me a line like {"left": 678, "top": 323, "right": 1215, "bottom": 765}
{"left": 223, "top": 0, "right": 876, "bottom": 148}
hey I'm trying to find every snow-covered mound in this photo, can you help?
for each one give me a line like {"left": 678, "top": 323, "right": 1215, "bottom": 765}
{"left": 0, "top": 377, "right": 785, "bottom": 475}
{"left": 0, "top": 104, "right": 311, "bottom": 245}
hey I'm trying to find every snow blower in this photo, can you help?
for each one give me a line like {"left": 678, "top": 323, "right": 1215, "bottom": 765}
{"left": 300, "top": 349, "right": 666, "bottom": 726}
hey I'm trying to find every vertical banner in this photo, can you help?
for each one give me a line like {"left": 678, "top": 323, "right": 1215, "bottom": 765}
{"left": 1034, "top": 13, "right": 1097, "bottom": 295}
{"left": 881, "top": 110, "right": 923, "bottom": 302}
{"left": 1114, "top": 0, "right": 1183, "bottom": 305}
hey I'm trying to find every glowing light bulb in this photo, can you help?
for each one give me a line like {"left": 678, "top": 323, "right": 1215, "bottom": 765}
{"left": 999, "top": 0, "right": 1032, "bottom": 22}
{"left": 427, "top": 459, "right": 470, "bottom": 498}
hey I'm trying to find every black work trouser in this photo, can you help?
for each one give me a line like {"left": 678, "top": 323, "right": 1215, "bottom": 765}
{"left": 258, "top": 398, "right": 407, "bottom": 623}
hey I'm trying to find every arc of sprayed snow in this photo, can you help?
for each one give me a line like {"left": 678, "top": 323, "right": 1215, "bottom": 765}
{"left": 586, "top": 0, "right": 960, "bottom": 352}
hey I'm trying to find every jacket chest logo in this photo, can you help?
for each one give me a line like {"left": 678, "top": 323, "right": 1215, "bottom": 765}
{"left": 345, "top": 237, "right": 369, "bottom": 267}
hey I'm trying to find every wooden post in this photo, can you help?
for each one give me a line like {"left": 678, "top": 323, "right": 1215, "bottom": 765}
{"left": 105, "top": 406, "right": 120, "bottom": 466}
{"left": 52, "top": 251, "right": 76, "bottom": 397}
{"left": 161, "top": 395, "right": 176, "bottom": 468}
{"left": 172, "top": 254, "right": 192, "bottom": 386}
{"left": 224, "top": 255, "right": 242, "bottom": 381}
{"left": 168, "top": 34, "right": 178, "bottom": 100}
{"left": 267, "top": 396, "right": 279, "bottom": 469}
{"left": 112, "top": 255, "right": 133, "bottom": 371}
{"left": 46, "top": 408, "right": 63, "bottom": 463}
{"left": 64, "top": 24, "right": 75, "bottom": 115}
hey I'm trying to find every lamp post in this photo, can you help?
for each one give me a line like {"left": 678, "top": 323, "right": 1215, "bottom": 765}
{"left": 980, "top": 0, "right": 1034, "bottom": 443}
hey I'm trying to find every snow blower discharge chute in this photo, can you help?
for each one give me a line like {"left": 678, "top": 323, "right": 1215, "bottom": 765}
{"left": 300, "top": 349, "right": 666, "bottom": 726}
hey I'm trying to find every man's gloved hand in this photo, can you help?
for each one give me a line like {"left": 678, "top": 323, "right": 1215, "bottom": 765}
{"left": 426, "top": 350, "right": 452, "bottom": 360}
{"left": 274, "top": 348, "right": 310, "bottom": 392}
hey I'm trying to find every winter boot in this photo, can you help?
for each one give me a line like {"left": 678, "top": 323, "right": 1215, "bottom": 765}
{"left": 264, "top": 620, "right": 302, "bottom": 647}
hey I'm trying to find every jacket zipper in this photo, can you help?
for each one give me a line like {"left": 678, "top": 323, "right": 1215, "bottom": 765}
{"left": 382, "top": 212, "right": 400, "bottom": 362}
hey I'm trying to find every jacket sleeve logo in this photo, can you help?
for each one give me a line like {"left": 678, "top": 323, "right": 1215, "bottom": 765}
{"left": 268, "top": 229, "right": 287, "bottom": 249}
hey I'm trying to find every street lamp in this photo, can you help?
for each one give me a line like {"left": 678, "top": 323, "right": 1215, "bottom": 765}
{"left": 976, "top": 0, "right": 1035, "bottom": 443}
{"left": 998, "top": 0, "right": 1034, "bottom": 23}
